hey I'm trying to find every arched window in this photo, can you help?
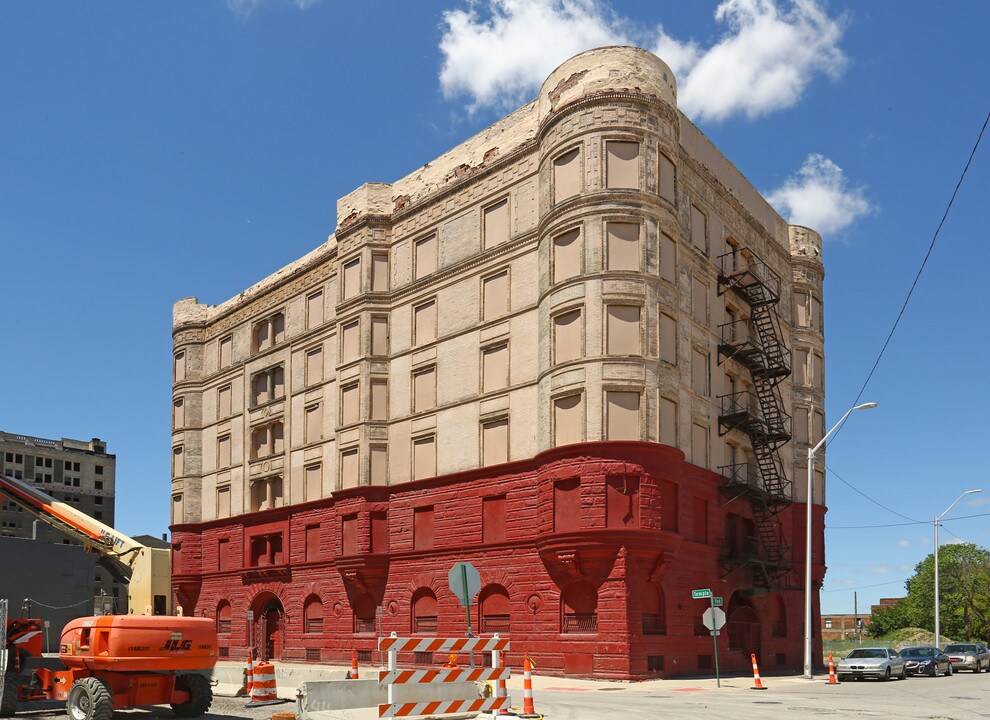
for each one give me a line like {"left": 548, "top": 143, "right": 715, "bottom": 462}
{"left": 353, "top": 592, "right": 377, "bottom": 635}
{"left": 771, "top": 596, "right": 786, "bottom": 637}
{"left": 216, "top": 601, "right": 232, "bottom": 635}
{"left": 642, "top": 584, "right": 665, "bottom": 635}
{"left": 560, "top": 581, "right": 598, "bottom": 634}
{"left": 478, "top": 585, "right": 510, "bottom": 634}
{"left": 303, "top": 595, "right": 323, "bottom": 634}
{"left": 412, "top": 589, "right": 438, "bottom": 634}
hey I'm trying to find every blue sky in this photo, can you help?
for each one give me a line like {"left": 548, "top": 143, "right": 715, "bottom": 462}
{"left": 1, "top": 1, "right": 987, "bottom": 615}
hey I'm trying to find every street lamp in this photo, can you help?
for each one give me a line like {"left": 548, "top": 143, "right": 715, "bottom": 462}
{"left": 933, "top": 489, "right": 982, "bottom": 647}
{"left": 803, "top": 402, "right": 877, "bottom": 679}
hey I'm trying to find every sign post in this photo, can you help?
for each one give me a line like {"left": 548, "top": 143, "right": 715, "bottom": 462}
{"left": 694, "top": 589, "right": 726, "bottom": 687}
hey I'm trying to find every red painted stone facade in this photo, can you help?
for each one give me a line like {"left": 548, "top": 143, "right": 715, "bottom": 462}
{"left": 171, "top": 441, "right": 825, "bottom": 679}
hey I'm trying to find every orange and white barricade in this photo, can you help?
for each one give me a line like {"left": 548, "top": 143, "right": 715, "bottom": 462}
{"left": 246, "top": 660, "right": 286, "bottom": 707}
{"left": 377, "top": 632, "right": 511, "bottom": 718}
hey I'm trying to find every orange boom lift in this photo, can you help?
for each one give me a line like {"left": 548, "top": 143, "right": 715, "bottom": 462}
{"left": 0, "top": 473, "right": 217, "bottom": 720}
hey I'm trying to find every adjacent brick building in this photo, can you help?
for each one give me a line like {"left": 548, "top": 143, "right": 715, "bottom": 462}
{"left": 170, "top": 46, "right": 828, "bottom": 678}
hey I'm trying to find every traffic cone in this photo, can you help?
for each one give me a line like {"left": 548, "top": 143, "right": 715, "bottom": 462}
{"left": 245, "top": 654, "right": 254, "bottom": 697}
{"left": 496, "top": 650, "right": 508, "bottom": 716}
{"left": 827, "top": 652, "right": 839, "bottom": 685}
{"left": 351, "top": 650, "right": 359, "bottom": 680}
{"left": 750, "top": 653, "right": 767, "bottom": 690}
{"left": 521, "top": 653, "right": 537, "bottom": 716}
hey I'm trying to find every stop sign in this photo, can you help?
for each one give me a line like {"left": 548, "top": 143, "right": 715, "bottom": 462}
{"left": 702, "top": 607, "right": 726, "bottom": 631}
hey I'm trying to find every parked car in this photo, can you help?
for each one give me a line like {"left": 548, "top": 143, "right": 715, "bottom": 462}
{"left": 836, "top": 647, "right": 907, "bottom": 681}
{"left": 898, "top": 646, "right": 953, "bottom": 677}
{"left": 942, "top": 643, "right": 990, "bottom": 673}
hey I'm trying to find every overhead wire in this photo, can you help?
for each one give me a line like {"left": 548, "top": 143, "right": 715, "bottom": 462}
{"left": 825, "top": 463, "right": 923, "bottom": 523}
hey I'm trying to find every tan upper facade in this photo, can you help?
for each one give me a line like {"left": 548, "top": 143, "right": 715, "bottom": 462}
{"left": 171, "top": 46, "right": 826, "bottom": 525}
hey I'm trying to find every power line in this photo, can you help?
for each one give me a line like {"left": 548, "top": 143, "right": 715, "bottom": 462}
{"left": 822, "top": 579, "right": 907, "bottom": 593}
{"left": 826, "top": 463, "right": 923, "bottom": 523}
{"left": 826, "top": 510, "right": 990, "bottom": 530}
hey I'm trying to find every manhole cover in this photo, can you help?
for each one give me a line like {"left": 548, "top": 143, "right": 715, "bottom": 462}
{"left": 753, "top": 701, "right": 783, "bottom": 705}
{"left": 596, "top": 687, "right": 625, "bottom": 691}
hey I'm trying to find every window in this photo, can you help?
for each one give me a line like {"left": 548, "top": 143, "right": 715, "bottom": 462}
{"left": 691, "top": 349, "right": 709, "bottom": 396}
{"left": 606, "top": 141, "right": 639, "bottom": 189}
{"left": 304, "top": 596, "right": 324, "bottom": 634}
{"left": 250, "top": 421, "right": 284, "bottom": 460}
{"left": 553, "top": 309, "right": 582, "bottom": 364}
{"left": 794, "top": 290, "right": 809, "bottom": 327}
{"left": 484, "top": 198, "right": 510, "bottom": 248}
{"left": 659, "top": 397, "right": 677, "bottom": 446}
{"left": 341, "top": 383, "right": 360, "bottom": 426}
{"left": 414, "top": 300, "right": 437, "bottom": 346}
{"left": 642, "top": 584, "right": 666, "bottom": 635}
{"left": 606, "top": 305, "right": 640, "bottom": 355}
{"left": 173, "top": 351, "right": 186, "bottom": 382}
{"left": 217, "top": 602, "right": 232, "bottom": 634}
{"left": 307, "top": 289, "right": 325, "bottom": 328}
{"left": 606, "top": 475, "right": 640, "bottom": 527}
{"left": 371, "top": 253, "right": 389, "bottom": 292}
{"left": 794, "top": 407, "right": 809, "bottom": 444}
{"left": 479, "top": 585, "right": 510, "bottom": 634}
{"left": 218, "top": 336, "right": 232, "bottom": 369}
{"left": 305, "top": 464, "right": 322, "bottom": 502}
{"left": 481, "top": 417, "right": 509, "bottom": 466}
{"left": 482, "top": 270, "right": 509, "bottom": 321}
{"left": 412, "top": 590, "right": 438, "bottom": 634}
{"left": 217, "top": 435, "right": 231, "bottom": 469}
{"left": 606, "top": 391, "right": 640, "bottom": 440}
{"left": 413, "top": 366, "right": 437, "bottom": 413}
{"left": 482, "top": 495, "right": 506, "bottom": 543}
{"left": 691, "top": 423, "right": 709, "bottom": 468}
{"left": 413, "top": 435, "right": 436, "bottom": 480}
{"left": 415, "top": 234, "right": 437, "bottom": 279}
{"left": 813, "top": 352, "right": 824, "bottom": 389}
{"left": 173, "top": 398, "right": 184, "bottom": 429}
{"left": 606, "top": 221, "right": 639, "bottom": 271}
{"left": 172, "top": 445, "right": 184, "bottom": 477}
{"left": 370, "top": 379, "right": 388, "bottom": 421}
{"left": 561, "top": 581, "right": 598, "bottom": 634}
{"left": 659, "top": 232, "right": 676, "bottom": 283}
{"left": 251, "top": 365, "right": 285, "bottom": 406}
{"left": 659, "top": 313, "right": 677, "bottom": 364}
{"left": 353, "top": 592, "right": 377, "bottom": 634}
{"left": 369, "top": 445, "right": 388, "bottom": 485}
{"left": 413, "top": 506, "right": 435, "bottom": 550}
{"left": 306, "top": 347, "right": 323, "bottom": 387}
{"left": 340, "top": 448, "right": 359, "bottom": 488}
{"left": 692, "top": 497, "right": 709, "bottom": 544}
{"left": 793, "top": 348, "right": 809, "bottom": 385}
{"left": 813, "top": 410, "right": 825, "bottom": 443}
{"left": 342, "top": 514, "right": 359, "bottom": 555}
{"left": 691, "top": 205, "right": 707, "bottom": 253}
{"left": 554, "top": 394, "right": 584, "bottom": 446}
{"left": 812, "top": 297, "right": 823, "bottom": 333}
{"left": 692, "top": 278, "right": 708, "bottom": 325}
{"left": 553, "top": 228, "right": 582, "bottom": 283}
{"left": 172, "top": 494, "right": 183, "bottom": 524}
{"left": 371, "top": 316, "right": 389, "bottom": 356}
{"left": 658, "top": 153, "right": 676, "bottom": 204}
{"left": 252, "top": 312, "right": 285, "bottom": 353}
{"left": 341, "top": 320, "right": 360, "bottom": 364}
{"left": 217, "top": 486, "right": 230, "bottom": 519}
{"left": 482, "top": 344, "right": 509, "bottom": 393}
{"left": 553, "top": 147, "right": 581, "bottom": 203}
{"left": 218, "top": 384, "right": 232, "bottom": 419}
{"left": 343, "top": 257, "right": 361, "bottom": 300}
{"left": 305, "top": 403, "right": 323, "bottom": 444}
{"left": 824, "top": 618, "right": 833, "bottom": 629}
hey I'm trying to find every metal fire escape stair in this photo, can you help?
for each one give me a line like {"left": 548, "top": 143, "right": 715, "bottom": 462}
{"left": 716, "top": 247, "right": 794, "bottom": 591}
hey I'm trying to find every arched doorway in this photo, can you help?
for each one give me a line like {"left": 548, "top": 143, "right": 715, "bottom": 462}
{"left": 250, "top": 592, "right": 285, "bottom": 662}
{"left": 726, "top": 596, "right": 761, "bottom": 663}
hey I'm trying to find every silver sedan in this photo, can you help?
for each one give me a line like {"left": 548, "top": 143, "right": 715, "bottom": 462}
{"left": 836, "top": 647, "right": 907, "bottom": 681}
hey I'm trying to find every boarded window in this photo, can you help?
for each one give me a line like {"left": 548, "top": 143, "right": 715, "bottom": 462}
{"left": 607, "top": 305, "right": 640, "bottom": 355}
{"left": 794, "top": 407, "right": 809, "bottom": 444}
{"left": 371, "top": 253, "right": 389, "bottom": 292}
{"left": 342, "top": 258, "right": 361, "bottom": 299}
{"left": 217, "top": 487, "right": 230, "bottom": 519}
{"left": 483, "top": 270, "right": 509, "bottom": 320}
{"left": 553, "top": 309, "right": 582, "bottom": 363}
{"left": 173, "top": 398, "right": 185, "bottom": 429}
{"left": 660, "top": 232, "right": 676, "bottom": 283}
{"left": 217, "top": 435, "right": 231, "bottom": 469}
{"left": 306, "top": 347, "right": 323, "bottom": 386}
{"left": 659, "top": 313, "right": 677, "bottom": 364}
{"left": 606, "top": 391, "right": 640, "bottom": 440}
{"left": 812, "top": 297, "right": 823, "bottom": 332}
{"left": 606, "top": 476, "right": 640, "bottom": 527}
{"left": 342, "top": 514, "right": 359, "bottom": 555}
{"left": 341, "top": 321, "right": 360, "bottom": 363}
{"left": 412, "top": 590, "right": 438, "bottom": 633}
{"left": 305, "top": 403, "right": 323, "bottom": 444}
{"left": 659, "top": 397, "right": 677, "bottom": 446}
{"left": 413, "top": 506, "right": 434, "bottom": 549}
{"left": 218, "top": 385, "right": 231, "bottom": 418}
{"left": 553, "top": 478, "right": 581, "bottom": 532}
{"left": 370, "top": 379, "right": 388, "bottom": 421}
{"left": 482, "top": 344, "right": 509, "bottom": 393}
{"left": 172, "top": 445, "right": 184, "bottom": 477}
{"left": 173, "top": 351, "right": 186, "bottom": 382}
{"left": 813, "top": 410, "right": 825, "bottom": 443}
{"left": 660, "top": 479, "right": 679, "bottom": 531}
{"left": 553, "top": 228, "right": 581, "bottom": 283}
{"left": 341, "top": 383, "right": 360, "bottom": 426}
{"left": 479, "top": 586, "right": 511, "bottom": 634}
{"left": 272, "top": 312, "right": 285, "bottom": 344}
{"left": 813, "top": 352, "right": 824, "bottom": 389}
{"left": 340, "top": 448, "right": 359, "bottom": 487}
{"left": 606, "top": 222, "right": 639, "bottom": 271}
{"left": 692, "top": 349, "right": 709, "bottom": 396}
{"left": 658, "top": 153, "right": 676, "bottom": 204}
{"left": 172, "top": 494, "right": 183, "bottom": 524}
{"left": 219, "top": 336, "right": 232, "bottom": 368}
{"left": 304, "top": 597, "right": 323, "bottom": 634}
{"left": 369, "top": 445, "right": 388, "bottom": 485}
{"left": 693, "top": 497, "right": 708, "bottom": 544}
{"left": 482, "top": 495, "right": 506, "bottom": 543}
{"left": 414, "top": 301, "right": 436, "bottom": 346}
{"left": 305, "top": 464, "right": 322, "bottom": 502}
{"left": 307, "top": 289, "right": 324, "bottom": 328}
{"left": 794, "top": 291, "right": 809, "bottom": 327}
{"left": 370, "top": 511, "right": 388, "bottom": 551}
{"left": 692, "top": 278, "right": 708, "bottom": 325}
{"left": 606, "top": 141, "right": 639, "bottom": 189}
{"left": 415, "top": 235, "right": 437, "bottom": 278}
{"left": 691, "top": 423, "right": 709, "bottom": 468}
{"left": 484, "top": 198, "right": 510, "bottom": 248}
{"left": 413, "top": 435, "right": 436, "bottom": 480}
{"left": 413, "top": 366, "right": 437, "bottom": 413}
{"left": 553, "top": 147, "right": 581, "bottom": 203}
{"left": 554, "top": 394, "right": 583, "bottom": 446}
{"left": 305, "top": 524, "right": 320, "bottom": 561}
{"left": 482, "top": 418, "right": 509, "bottom": 466}
{"left": 793, "top": 349, "right": 809, "bottom": 385}
{"left": 691, "top": 205, "right": 707, "bottom": 253}
{"left": 371, "top": 316, "right": 389, "bottom": 355}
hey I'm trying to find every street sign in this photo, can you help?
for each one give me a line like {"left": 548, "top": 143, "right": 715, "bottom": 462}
{"left": 692, "top": 588, "right": 712, "bottom": 599}
{"left": 702, "top": 607, "right": 726, "bottom": 631}
{"left": 713, "top": 597, "right": 723, "bottom": 607}
{"left": 448, "top": 562, "right": 481, "bottom": 607}
{"left": 710, "top": 630, "right": 720, "bottom": 636}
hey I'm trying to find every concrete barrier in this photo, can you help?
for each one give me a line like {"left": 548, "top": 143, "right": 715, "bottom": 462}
{"left": 297, "top": 678, "right": 482, "bottom": 719}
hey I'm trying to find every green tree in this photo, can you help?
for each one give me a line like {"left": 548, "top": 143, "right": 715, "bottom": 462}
{"left": 900, "top": 543, "right": 990, "bottom": 642}
{"left": 867, "top": 598, "right": 913, "bottom": 637}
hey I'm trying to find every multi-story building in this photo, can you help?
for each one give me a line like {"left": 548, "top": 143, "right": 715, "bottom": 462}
{"left": 170, "top": 46, "right": 827, "bottom": 678}
{"left": 0, "top": 431, "right": 120, "bottom": 608}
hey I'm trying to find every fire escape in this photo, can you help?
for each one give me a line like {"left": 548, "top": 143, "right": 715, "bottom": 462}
{"left": 715, "top": 246, "right": 793, "bottom": 591}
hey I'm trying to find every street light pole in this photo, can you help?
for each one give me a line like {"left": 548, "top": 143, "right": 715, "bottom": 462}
{"left": 803, "top": 402, "right": 877, "bottom": 680}
{"left": 933, "top": 489, "right": 982, "bottom": 647}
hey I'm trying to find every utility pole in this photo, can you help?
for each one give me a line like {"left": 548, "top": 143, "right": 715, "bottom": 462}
{"left": 854, "top": 592, "right": 861, "bottom": 645}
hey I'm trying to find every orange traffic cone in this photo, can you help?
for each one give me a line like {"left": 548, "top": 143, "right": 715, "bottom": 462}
{"left": 496, "top": 650, "right": 508, "bottom": 716}
{"left": 751, "top": 653, "right": 767, "bottom": 690}
{"left": 245, "top": 653, "right": 254, "bottom": 696}
{"left": 522, "top": 653, "right": 537, "bottom": 716}
{"left": 828, "top": 651, "right": 839, "bottom": 684}
{"left": 351, "top": 650, "right": 359, "bottom": 680}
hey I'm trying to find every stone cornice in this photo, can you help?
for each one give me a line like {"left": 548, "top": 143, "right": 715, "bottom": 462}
{"left": 538, "top": 91, "right": 679, "bottom": 142}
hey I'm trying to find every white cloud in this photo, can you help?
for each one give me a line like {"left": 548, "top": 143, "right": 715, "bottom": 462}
{"left": 765, "top": 153, "right": 872, "bottom": 234}
{"left": 438, "top": 0, "right": 847, "bottom": 121}
{"left": 897, "top": 539, "right": 910, "bottom": 547}
{"left": 869, "top": 566, "right": 892, "bottom": 575}
{"left": 227, "top": 0, "right": 318, "bottom": 17}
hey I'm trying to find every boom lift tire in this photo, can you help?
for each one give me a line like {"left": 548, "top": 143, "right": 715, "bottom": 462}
{"left": 67, "top": 677, "right": 113, "bottom": 720}
{"left": 1, "top": 672, "right": 20, "bottom": 718}
{"left": 170, "top": 673, "right": 213, "bottom": 718}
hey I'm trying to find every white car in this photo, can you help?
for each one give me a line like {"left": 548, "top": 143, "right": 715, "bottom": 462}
{"left": 836, "top": 647, "right": 907, "bottom": 681}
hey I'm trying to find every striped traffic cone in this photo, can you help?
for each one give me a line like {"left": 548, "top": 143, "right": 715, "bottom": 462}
{"left": 751, "top": 653, "right": 767, "bottom": 690}
{"left": 497, "top": 650, "right": 508, "bottom": 716}
{"left": 521, "top": 653, "right": 538, "bottom": 717}
{"left": 245, "top": 654, "right": 254, "bottom": 697}
{"left": 351, "top": 650, "right": 359, "bottom": 680}
{"left": 827, "top": 652, "right": 839, "bottom": 684}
